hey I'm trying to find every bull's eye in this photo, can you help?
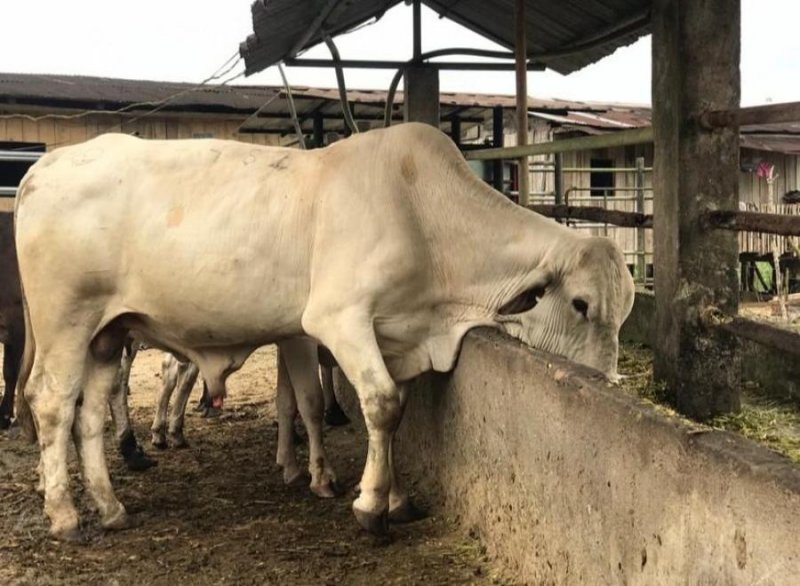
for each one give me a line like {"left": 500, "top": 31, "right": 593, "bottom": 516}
{"left": 498, "top": 287, "right": 545, "bottom": 315}
{"left": 572, "top": 297, "right": 589, "bottom": 319}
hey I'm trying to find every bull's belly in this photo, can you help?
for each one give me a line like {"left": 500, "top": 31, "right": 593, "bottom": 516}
{"left": 119, "top": 287, "right": 306, "bottom": 350}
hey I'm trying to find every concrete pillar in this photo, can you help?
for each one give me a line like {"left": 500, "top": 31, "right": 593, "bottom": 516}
{"left": 403, "top": 66, "right": 440, "bottom": 127}
{"left": 652, "top": 0, "right": 741, "bottom": 419}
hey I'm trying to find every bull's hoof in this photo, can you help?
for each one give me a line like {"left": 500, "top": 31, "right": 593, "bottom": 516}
{"left": 202, "top": 406, "right": 222, "bottom": 419}
{"left": 324, "top": 404, "right": 350, "bottom": 427}
{"left": 167, "top": 434, "right": 188, "bottom": 449}
{"left": 101, "top": 507, "right": 131, "bottom": 531}
{"left": 310, "top": 479, "right": 341, "bottom": 499}
{"left": 50, "top": 522, "right": 84, "bottom": 544}
{"left": 125, "top": 451, "right": 158, "bottom": 472}
{"left": 284, "top": 469, "right": 310, "bottom": 488}
{"left": 388, "top": 498, "right": 427, "bottom": 524}
{"left": 353, "top": 505, "right": 390, "bottom": 536}
{"left": 151, "top": 435, "right": 168, "bottom": 450}
{"left": 0, "top": 415, "right": 11, "bottom": 430}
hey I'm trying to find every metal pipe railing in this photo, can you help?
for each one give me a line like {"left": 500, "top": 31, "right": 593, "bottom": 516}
{"left": 465, "top": 127, "right": 654, "bottom": 161}
{"left": 0, "top": 150, "right": 43, "bottom": 162}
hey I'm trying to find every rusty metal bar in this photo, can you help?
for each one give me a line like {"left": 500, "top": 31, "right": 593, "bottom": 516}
{"left": 720, "top": 317, "right": 800, "bottom": 358}
{"left": 529, "top": 204, "right": 653, "bottom": 228}
{"left": 283, "top": 58, "right": 545, "bottom": 71}
{"left": 515, "top": 0, "right": 530, "bottom": 207}
{"left": 703, "top": 210, "right": 800, "bottom": 237}
{"left": 465, "top": 127, "right": 654, "bottom": 161}
{"left": 700, "top": 101, "right": 800, "bottom": 129}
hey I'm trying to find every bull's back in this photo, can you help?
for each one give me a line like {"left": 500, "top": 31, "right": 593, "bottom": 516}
{"left": 15, "top": 135, "right": 319, "bottom": 342}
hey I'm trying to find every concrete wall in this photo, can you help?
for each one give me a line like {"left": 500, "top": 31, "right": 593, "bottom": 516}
{"left": 622, "top": 289, "right": 800, "bottom": 403}
{"left": 337, "top": 328, "right": 800, "bottom": 585}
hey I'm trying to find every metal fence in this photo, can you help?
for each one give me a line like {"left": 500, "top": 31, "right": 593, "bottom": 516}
{"left": 526, "top": 158, "right": 654, "bottom": 284}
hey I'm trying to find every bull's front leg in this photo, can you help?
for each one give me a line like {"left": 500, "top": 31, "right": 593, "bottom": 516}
{"left": 279, "top": 338, "right": 339, "bottom": 498}
{"left": 304, "top": 309, "right": 403, "bottom": 535}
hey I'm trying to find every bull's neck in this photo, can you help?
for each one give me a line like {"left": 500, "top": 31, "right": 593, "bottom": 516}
{"left": 425, "top": 186, "right": 573, "bottom": 306}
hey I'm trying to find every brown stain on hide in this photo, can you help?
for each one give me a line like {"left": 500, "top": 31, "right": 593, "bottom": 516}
{"left": 400, "top": 155, "right": 417, "bottom": 184}
{"left": 167, "top": 206, "right": 184, "bottom": 227}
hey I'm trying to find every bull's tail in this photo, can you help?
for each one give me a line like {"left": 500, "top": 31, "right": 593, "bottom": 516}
{"left": 14, "top": 293, "right": 37, "bottom": 443}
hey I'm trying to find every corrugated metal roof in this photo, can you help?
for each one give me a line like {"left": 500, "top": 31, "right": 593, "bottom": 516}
{"left": 0, "top": 73, "right": 277, "bottom": 114}
{"left": 240, "top": 0, "right": 652, "bottom": 76}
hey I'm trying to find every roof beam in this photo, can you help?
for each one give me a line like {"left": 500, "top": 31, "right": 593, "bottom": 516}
{"left": 283, "top": 58, "right": 545, "bottom": 71}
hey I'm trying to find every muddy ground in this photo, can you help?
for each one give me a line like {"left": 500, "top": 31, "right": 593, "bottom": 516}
{"left": 0, "top": 346, "right": 499, "bottom": 585}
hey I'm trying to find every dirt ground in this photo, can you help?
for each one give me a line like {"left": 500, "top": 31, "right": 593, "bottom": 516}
{"left": 0, "top": 346, "right": 497, "bottom": 585}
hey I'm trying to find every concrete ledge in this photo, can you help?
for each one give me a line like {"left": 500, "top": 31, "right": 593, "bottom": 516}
{"left": 337, "top": 328, "right": 800, "bottom": 584}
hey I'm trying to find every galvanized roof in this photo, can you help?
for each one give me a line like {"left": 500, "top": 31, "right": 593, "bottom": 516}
{"left": 240, "top": 0, "right": 653, "bottom": 76}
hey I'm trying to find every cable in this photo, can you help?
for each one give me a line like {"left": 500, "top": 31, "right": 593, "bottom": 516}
{"left": 277, "top": 63, "right": 306, "bottom": 149}
{"left": 0, "top": 51, "right": 242, "bottom": 123}
{"left": 322, "top": 34, "right": 358, "bottom": 134}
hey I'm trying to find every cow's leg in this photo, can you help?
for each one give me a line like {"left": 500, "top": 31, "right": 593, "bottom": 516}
{"left": 321, "top": 365, "right": 349, "bottom": 427}
{"left": 73, "top": 354, "right": 129, "bottom": 532}
{"left": 26, "top": 345, "right": 88, "bottom": 541}
{"left": 151, "top": 354, "right": 178, "bottom": 448}
{"left": 0, "top": 341, "right": 23, "bottom": 429}
{"left": 281, "top": 338, "right": 338, "bottom": 498}
{"left": 275, "top": 347, "right": 304, "bottom": 486}
{"left": 305, "top": 312, "right": 402, "bottom": 535}
{"left": 166, "top": 361, "right": 198, "bottom": 448}
{"left": 387, "top": 383, "right": 424, "bottom": 523}
{"left": 108, "top": 364, "right": 156, "bottom": 471}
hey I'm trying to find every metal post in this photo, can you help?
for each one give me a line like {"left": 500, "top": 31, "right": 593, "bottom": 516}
{"left": 313, "top": 112, "right": 324, "bottom": 149}
{"left": 635, "top": 156, "right": 646, "bottom": 281}
{"left": 554, "top": 153, "right": 564, "bottom": 205}
{"left": 449, "top": 114, "right": 462, "bottom": 147}
{"left": 652, "top": 0, "right": 741, "bottom": 419}
{"left": 492, "top": 106, "right": 504, "bottom": 193}
{"left": 413, "top": 0, "right": 422, "bottom": 61}
{"left": 514, "top": 0, "right": 530, "bottom": 206}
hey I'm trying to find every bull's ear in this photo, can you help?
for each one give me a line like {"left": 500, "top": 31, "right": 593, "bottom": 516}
{"left": 498, "top": 268, "right": 551, "bottom": 315}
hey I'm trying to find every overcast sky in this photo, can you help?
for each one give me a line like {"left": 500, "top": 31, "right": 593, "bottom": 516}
{"left": 1, "top": 1, "right": 797, "bottom": 106}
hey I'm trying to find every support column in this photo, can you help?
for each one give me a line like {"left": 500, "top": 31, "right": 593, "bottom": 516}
{"left": 492, "top": 106, "right": 505, "bottom": 193}
{"left": 515, "top": 0, "right": 530, "bottom": 206}
{"left": 652, "top": 0, "right": 741, "bottom": 419}
{"left": 403, "top": 66, "right": 440, "bottom": 127}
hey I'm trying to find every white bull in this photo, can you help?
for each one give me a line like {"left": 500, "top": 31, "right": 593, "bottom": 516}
{"left": 14, "top": 123, "right": 634, "bottom": 540}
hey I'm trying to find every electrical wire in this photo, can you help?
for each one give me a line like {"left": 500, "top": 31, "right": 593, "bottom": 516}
{"left": 277, "top": 63, "right": 306, "bottom": 149}
{"left": 0, "top": 51, "right": 243, "bottom": 123}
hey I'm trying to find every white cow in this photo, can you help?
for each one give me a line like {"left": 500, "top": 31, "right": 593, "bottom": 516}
{"left": 14, "top": 123, "right": 634, "bottom": 540}
{"left": 152, "top": 339, "right": 339, "bottom": 498}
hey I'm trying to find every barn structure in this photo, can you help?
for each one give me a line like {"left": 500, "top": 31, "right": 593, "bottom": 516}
{"left": 238, "top": 0, "right": 800, "bottom": 583}
{"left": 1, "top": 0, "right": 799, "bottom": 581}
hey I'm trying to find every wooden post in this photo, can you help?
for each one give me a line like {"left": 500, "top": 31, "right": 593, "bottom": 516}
{"left": 635, "top": 156, "right": 646, "bottom": 281}
{"left": 514, "top": 0, "right": 530, "bottom": 206}
{"left": 313, "top": 112, "right": 324, "bottom": 149}
{"left": 492, "top": 106, "right": 505, "bottom": 193}
{"left": 652, "top": 0, "right": 741, "bottom": 419}
{"left": 412, "top": 0, "right": 422, "bottom": 61}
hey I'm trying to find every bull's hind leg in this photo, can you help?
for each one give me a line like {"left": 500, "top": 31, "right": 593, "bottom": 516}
{"left": 275, "top": 347, "right": 303, "bottom": 487}
{"left": 26, "top": 344, "right": 87, "bottom": 541}
{"left": 108, "top": 363, "right": 156, "bottom": 471}
{"left": 75, "top": 330, "right": 131, "bottom": 531}
{"left": 280, "top": 338, "right": 338, "bottom": 498}
{"left": 303, "top": 309, "right": 403, "bottom": 535}
{"left": 151, "top": 353, "right": 179, "bottom": 448}
{"left": 165, "top": 361, "right": 198, "bottom": 448}
{"left": 0, "top": 340, "right": 23, "bottom": 429}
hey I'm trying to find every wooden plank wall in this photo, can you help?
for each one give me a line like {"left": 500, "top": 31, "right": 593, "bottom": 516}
{"left": 0, "top": 113, "right": 279, "bottom": 150}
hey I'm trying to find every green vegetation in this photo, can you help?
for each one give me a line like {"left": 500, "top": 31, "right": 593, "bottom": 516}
{"left": 617, "top": 343, "right": 800, "bottom": 464}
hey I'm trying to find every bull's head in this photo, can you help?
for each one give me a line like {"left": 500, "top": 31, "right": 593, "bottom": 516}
{"left": 497, "top": 236, "right": 635, "bottom": 382}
